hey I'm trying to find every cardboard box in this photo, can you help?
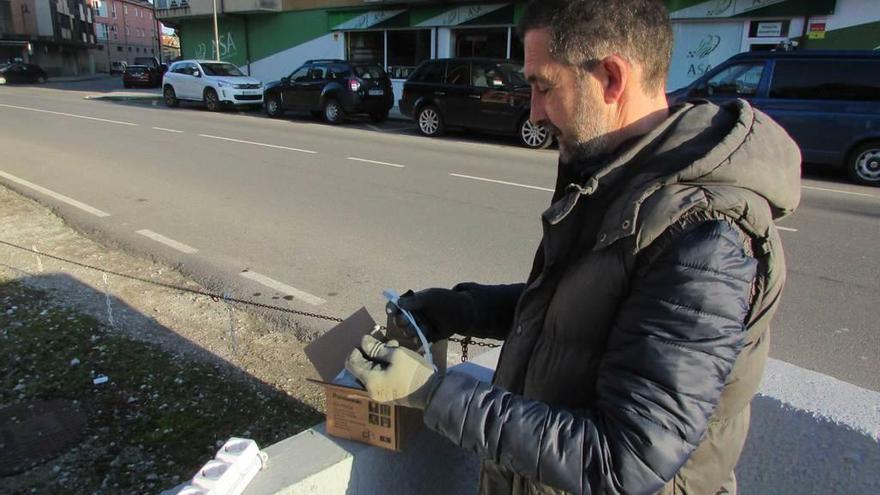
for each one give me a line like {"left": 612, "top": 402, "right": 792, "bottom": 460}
{"left": 305, "top": 308, "right": 440, "bottom": 452}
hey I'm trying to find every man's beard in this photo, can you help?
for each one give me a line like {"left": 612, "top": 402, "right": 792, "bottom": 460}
{"left": 553, "top": 81, "right": 613, "bottom": 164}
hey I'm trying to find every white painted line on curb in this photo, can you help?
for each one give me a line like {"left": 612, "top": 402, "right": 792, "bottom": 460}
{"left": 136, "top": 229, "right": 198, "bottom": 254}
{"left": 347, "top": 157, "right": 405, "bottom": 169}
{"left": 152, "top": 127, "right": 183, "bottom": 133}
{"left": 450, "top": 173, "right": 554, "bottom": 192}
{"left": 802, "top": 185, "right": 878, "bottom": 199}
{"left": 199, "top": 134, "right": 317, "bottom": 154}
{"left": 240, "top": 271, "right": 326, "bottom": 306}
{"left": 776, "top": 226, "right": 798, "bottom": 232}
{"left": 0, "top": 103, "right": 139, "bottom": 126}
{"left": 0, "top": 170, "right": 111, "bottom": 217}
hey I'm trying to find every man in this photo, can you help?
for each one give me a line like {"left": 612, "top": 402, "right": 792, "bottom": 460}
{"left": 346, "top": 1, "right": 801, "bottom": 493}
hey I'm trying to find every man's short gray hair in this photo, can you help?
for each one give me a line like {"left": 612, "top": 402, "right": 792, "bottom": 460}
{"left": 517, "top": 0, "right": 673, "bottom": 95}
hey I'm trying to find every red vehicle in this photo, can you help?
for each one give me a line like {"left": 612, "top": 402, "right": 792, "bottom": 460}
{"left": 122, "top": 65, "right": 161, "bottom": 88}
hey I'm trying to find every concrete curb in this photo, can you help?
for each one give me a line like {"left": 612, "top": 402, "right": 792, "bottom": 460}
{"left": 234, "top": 350, "right": 879, "bottom": 495}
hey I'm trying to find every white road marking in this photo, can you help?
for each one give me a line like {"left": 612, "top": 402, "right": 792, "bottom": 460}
{"left": 450, "top": 173, "right": 554, "bottom": 192}
{"left": 802, "top": 185, "right": 878, "bottom": 199}
{"left": 0, "top": 170, "right": 111, "bottom": 217}
{"left": 152, "top": 127, "right": 183, "bottom": 133}
{"left": 136, "top": 229, "right": 198, "bottom": 254}
{"left": 240, "top": 271, "right": 326, "bottom": 306}
{"left": 0, "top": 103, "right": 138, "bottom": 126}
{"left": 347, "top": 157, "right": 406, "bottom": 169}
{"left": 776, "top": 226, "right": 798, "bottom": 232}
{"left": 198, "top": 134, "right": 317, "bottom": 154}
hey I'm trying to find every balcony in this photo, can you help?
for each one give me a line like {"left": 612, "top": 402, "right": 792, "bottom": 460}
{"left": 155, "top": 0, "right": 279, "bottom": 21}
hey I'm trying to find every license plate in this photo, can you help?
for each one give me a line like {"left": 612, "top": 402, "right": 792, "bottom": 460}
{"left": 368, "top": 89, "right": 384, "bottom": 96}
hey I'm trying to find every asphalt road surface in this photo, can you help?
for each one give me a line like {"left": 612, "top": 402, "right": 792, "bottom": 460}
{"left": 1, "top": 77, "right": 878, "bottom": 392}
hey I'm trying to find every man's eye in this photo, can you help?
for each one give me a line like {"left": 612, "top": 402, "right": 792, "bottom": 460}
{"left": 534, "top": 85, "right": 551, "bottom": 95}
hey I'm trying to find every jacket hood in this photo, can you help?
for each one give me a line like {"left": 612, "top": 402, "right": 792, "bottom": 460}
{"left": 546, "top": 99, "right": 802, "bottom": 251}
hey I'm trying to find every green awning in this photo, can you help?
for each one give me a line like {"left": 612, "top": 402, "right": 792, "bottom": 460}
{"left": 668, "top": 0, "right": 836, "bottom": 19}
{"left": 328, "top": 9, "right": 408, "bottom": 31}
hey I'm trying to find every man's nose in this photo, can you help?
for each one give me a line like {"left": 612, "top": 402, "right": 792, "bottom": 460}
{"left": 530, "top": 95, "right": 546, "bottom": 125}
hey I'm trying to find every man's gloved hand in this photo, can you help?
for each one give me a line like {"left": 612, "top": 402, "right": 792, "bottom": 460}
{"left": 345, "top": 335, "right": 441, "bottom": 410}
{"left": 385, "top": 288, "right": 475, "bottom": 344}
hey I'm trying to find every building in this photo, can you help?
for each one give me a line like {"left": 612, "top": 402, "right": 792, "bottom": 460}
{"left": 155, "top": 0, "right": 880, "bottom": 106}
{"left": 1, "top": 0, "right": 98, "bottom": 76}
{"left": 161, "top": 31, "right": 179, "bottom": 61}
{"left": 89, "top": 0, "right": 161, "bottom": 72}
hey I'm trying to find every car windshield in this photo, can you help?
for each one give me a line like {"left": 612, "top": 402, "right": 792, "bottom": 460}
{"left": 353, "top": 65, "right": 386, "bottom": 80}
{"left": 200, "top": 63, "right": 244, "bottom": 77}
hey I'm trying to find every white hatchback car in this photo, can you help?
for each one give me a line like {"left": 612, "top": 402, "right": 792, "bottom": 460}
{"left": 162, "top": 60, "right": 263, "bottom": 111}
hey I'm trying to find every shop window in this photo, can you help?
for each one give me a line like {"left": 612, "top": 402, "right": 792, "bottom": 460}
{"left": 347, "top": 31, "right": 383, "bottom": 66}
{"left": 454, "top": 27, "right": 507, "bottom": 59}
{"left": 386, "top": 29, "right": 431, "bottom": 80}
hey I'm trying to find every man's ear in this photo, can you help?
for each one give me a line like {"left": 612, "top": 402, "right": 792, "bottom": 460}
{"left": 597, "top": 55, "right": 628, "bottom": 104}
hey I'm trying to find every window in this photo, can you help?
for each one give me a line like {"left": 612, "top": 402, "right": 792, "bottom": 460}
{"left": 125, "top": 25, "right": 129, "bottom": 36}
{"left": 329, "top": 65, "right": 352, "bottom": 79}
{"left": 117, "top": 46, "right": 122, "bottom": 51}
{"left": 346, "top": 31, "right": 383, "bottom": 66}
{"left": 386, "top": 30, "right": 431, "bottom": 80}
{"left": 454, "top": 28, "right": 508, "bottom": 59}
{"left": 770, "top": 60, "right": 880, "bottom": 102}
{"left": 123, "top": 4, "right": 127, "bottom": 14}
{"left": 201, "top": 62, "right": 244, "bottom": 76}
{"left": 288, "top": 66, "right": 310, "bottom": 82}
{"left": 415, "top": 62, "right": 444, "bottom": 84}
{"left": 446, "top": 61, "right": 469, "bottom": 86}
{"left": 353, "top": 65, "right": 385, "bottom": 80}
{"left": 307, "top": 66, "right": 326, "bottom": 80}
{"left": 96, "top": 22, "right": 109, "bottom": 40}
{"left": 694, "top": 62, "right": 765, "bottom": 97}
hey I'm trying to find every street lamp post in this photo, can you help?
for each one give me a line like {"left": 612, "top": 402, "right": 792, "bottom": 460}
{"left": 211, "top": 0, "right": 220, "bottom": 61}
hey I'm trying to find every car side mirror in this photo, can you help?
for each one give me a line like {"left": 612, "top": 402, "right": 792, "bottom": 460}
{"left": 193, "top": 70, "right": 201, "bottom": 78}
{"left": 160, "top": 64, "right": 168, "bottom": 73}
{"left": 281, "top": 76, "right": 289, "bottom": 85}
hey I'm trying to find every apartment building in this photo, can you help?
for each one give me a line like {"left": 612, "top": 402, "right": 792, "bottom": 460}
{"left": 90, "top": 0, "right": 159, "bottom": 72}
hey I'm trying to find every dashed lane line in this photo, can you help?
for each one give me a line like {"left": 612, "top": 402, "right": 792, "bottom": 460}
{"left": 240, "top": 270, "right": 327, "bottom": 306}
{"left": 152, "top": 127, "right": 183, "bottom": 133}
{"left": 0, "top": 103, "right": 139, "bottom": 126}
{"left": 450, "top": 173, "right": 554, "bottom": 192}
{"left": 347, "top": 157, "right": 406, "bottom": 169}
{"left": 198, "top": 134, "right": 318, "bottom": 154}
{"left": 802, "top": 185, "right": 878, "bottom": 199}
{"left": 0, "top": 170, "right": 111, "bottom": 218}
{"left": 136, "top": 230, "right": 198, "bottom": 254}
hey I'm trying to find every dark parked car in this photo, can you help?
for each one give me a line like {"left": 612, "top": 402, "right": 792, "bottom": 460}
{"left": 263, "top": 59, "right": 394, "bottom": 124}
{"left": 399, "top": 58, "right": 552, "bottom": 149}
{"left": 123, "top": 65, "right": 161, "bottom": 88}
{"left": 667, "top": 50, "right": 880, "bottom": 186}
{"left": 0, "top": 63, "right": 47, "bottom": 85}
{"left": 130, "top": 56, "right": 166, "bottom": 86}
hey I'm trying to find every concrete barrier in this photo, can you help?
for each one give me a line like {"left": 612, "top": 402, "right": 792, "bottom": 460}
{"left": 241, "top": 350, "right": 880, "bottom": 495}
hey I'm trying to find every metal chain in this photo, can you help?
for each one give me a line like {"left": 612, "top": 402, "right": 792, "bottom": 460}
{"left": 1, "top": 239, "right": 503, "bottom": 359}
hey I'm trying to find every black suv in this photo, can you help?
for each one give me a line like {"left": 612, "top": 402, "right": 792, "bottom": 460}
{"left": 263, "top": 59, "right": 394, "bottom": 124}
{"left": 399, "top": 58, "right": 552, "bottom": 149}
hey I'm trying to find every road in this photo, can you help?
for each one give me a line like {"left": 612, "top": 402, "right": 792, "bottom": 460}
{"left": 1, "top": 78, "right": 878, "bottom": 392}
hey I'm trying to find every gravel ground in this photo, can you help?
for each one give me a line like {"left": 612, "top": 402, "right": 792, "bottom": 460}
{"left": 0, "top": 185, "right": 330, "bottom": 493}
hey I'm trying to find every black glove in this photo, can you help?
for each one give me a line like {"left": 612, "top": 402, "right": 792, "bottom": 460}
{"left": 386, "top": 288, "right": 476, "bottom": 344}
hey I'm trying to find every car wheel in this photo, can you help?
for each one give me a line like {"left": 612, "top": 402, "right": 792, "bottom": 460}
{"left": 417, "top": 105, "right": 444, "bottom": 137}
{"left": 323, "top": 99, "right": 345, "bottom": 125}
{"left": 204, "top": 88, "right": 222, "bottom": 112}
{"left": 163, "top": 85, "right": 179, "bottom": 108}
{"left": 265, "top": 95, "right": 284, "bottom": 118}
{"left": 847, "top": 141, "right": 880, "bottom": 186}
{"left": 519, "top": 118, "right": 553, "bottom": 149}
{"left": 370, "top": 110, "right": 389, "bottom": 123}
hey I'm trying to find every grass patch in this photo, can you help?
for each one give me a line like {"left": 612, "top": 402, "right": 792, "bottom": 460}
{"left": 1, "top": 280, "right": 321, "bottom": 493}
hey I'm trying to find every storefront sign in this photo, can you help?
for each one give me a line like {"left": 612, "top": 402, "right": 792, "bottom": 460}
{"left": 332, "top": 9, "right": 405, "bottom": 31}
{"left": 415, "top": 3, "right": 507, "bottom": 27}
{"left": 668, "top": 21, "right": 745, "bottom": 90}
{"left": 808, "top": 18, "right": 827, "bottom": 39}
{"left": 756, "top": 21, "right": 783, "bottom": 37}
{"left": 670, "top": 0, "right": 789, "bottom": 19}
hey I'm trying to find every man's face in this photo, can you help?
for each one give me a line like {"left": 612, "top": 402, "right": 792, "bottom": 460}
{"left": 524, "top": 28, "right": 614, "bottom": 163}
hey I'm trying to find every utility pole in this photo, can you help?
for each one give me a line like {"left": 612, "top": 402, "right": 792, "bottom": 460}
{"left": 211, "top": 0, "right": 220, "bottom": 60}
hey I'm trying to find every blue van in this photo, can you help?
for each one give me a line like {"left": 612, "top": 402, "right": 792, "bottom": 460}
{"left": 667, "top": 51, "right": 880, "bottom": 186}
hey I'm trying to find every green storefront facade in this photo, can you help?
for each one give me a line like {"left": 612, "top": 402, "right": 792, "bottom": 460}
{"left": 158, "top": 0, "right": 880, "bottom": 99}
